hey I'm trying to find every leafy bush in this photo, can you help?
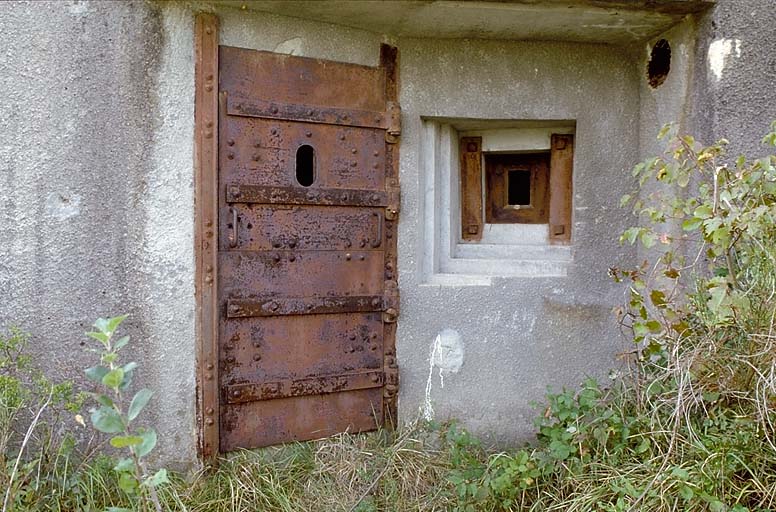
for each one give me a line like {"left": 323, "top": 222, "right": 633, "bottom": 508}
{"left": 444, "top": 122, "right": 776, "bottom": 511}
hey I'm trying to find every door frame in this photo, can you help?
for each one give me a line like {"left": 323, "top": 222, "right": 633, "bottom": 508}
{"left": 193, "top": 13, "right": 401, "bottom": 461}
{"left": 194, "top": 12, "right": 220, "bottom": 461}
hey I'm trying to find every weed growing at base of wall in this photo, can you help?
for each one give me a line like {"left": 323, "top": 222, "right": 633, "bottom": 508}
{"left": 85, "top": 315, "right": 168, "bottom": 512}
{"left": 445, "top": 122, "right": 776, "bottom": 512}
{"left": 0, "top": 327, "right": 86, "bottom": 512}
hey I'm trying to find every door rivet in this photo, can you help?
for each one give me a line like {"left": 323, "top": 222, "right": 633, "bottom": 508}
{"left": 373, "top": 150, "right": 379, "bottom": 156}
{"left": 206, "top": 407, "right": 214, "bottom": 415}
{"left": 253, "top": 354, "right": 262, "bottom": 361}
{"left": 270, "top": 302, "right": 279, "bottom": 311}
{"left": 231, "top": 389, "right": 241, "bottom": 397}
{"left": 345, "top": 253, "right": 351, "bottom": 260}
{"left": 205, "top": 372, "right": 213, "bottom": 380}
{"left": 306, "top": 131, "right": 312, "bottom": 137}
{"left": 349, "top": 334, "right": 356, "bottom": 341}
{"left": 289, "top": 255, "right": 296, "bottom": 262}
{"left": 351, "top": 148, "right": 357, "bottom": 154}
{"left": 339, "top": 134, "right": 346, "bottom": 140}
{"left": 351, "top": 161, "right": 357, "bottom": 167}
{"left": 206, "top": 418, "right": 214, "bottom": 425}
{"left": 206, "top": 363, "right": 214, "bottom": 370}
{"left": 288, "top": 241, "right": 296, "bottom": 248}
{"left": 273, "top": 254, "right": 281, "bottom": 262}
{"left": 371, "top": 194, "right": 379, "bottom": 201}
{"left": 227, "top": 139, "right": 235, "bottom": 146}
{"left": 370, "top": 374, "right": 380, "bottom": 383}
{"left": 372, "top": 298, "right": 380, "bottom": 307}
{"left": 252, "top": 154, "right": 260, "bottom": 161}
{"left": 227, "top": 152, "right": 234, "bottom": 160}
{"left": 226, "top": 356, "right": 235, "bottom": 363}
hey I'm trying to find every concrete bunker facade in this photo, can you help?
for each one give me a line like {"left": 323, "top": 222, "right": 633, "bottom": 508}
{"left": 1, "top": 0, "right": 774, "bottom": 465}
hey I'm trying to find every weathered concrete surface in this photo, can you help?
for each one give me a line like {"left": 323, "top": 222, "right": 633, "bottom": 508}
{"left": 689, "top": 0, "right": 776, "bottom": 157}
{"left": 0, "top": 0, "right": 197, "bottom": 466}
{"left": 397, "top": 38, "right": 640, "bottom": 447}
{"left": 1, "top": 0, "right": 773, "bottom": 464}
{"left": 218, "top": 0, "right": 711, "bottom": 45}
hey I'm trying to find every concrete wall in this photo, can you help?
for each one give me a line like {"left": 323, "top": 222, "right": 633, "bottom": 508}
{"left": 1, "top": 0, "right": 773, "bottom": 465}
{"left": 397, "top": 38, "right": 640, "bottom": 445}
{"left": 0, "top": 1, "right": 197, "bottom": 466}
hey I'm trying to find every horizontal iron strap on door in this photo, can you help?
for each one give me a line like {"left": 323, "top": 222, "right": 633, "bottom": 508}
{"left": 226, "top": 295, "right": 385, "bottom": 318}
{"left": 226, "top": 184, "right": 388, "bottom": 207}
{"left": 224, "top": 370, "right": 385, "bottom": 404}
{"left": 226, "top": 95, "right": 386, "bottom": 129}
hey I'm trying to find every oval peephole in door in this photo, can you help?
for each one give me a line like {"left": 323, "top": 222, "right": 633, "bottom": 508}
{"left": 295, "top": 145, "right": 315, "bottom": 187}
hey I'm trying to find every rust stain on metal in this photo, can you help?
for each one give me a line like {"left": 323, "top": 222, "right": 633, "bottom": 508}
{"left": 224, "top": 371, "right": 385, "bottom": 404}
{"left": 194, "top": 12, "right": 220, "bottom": 462}
{"left": 226, "top": 295, "right": 385, "bottom": 318}
{"left": 215, "top": 44, "right": 401, "bottom": 451}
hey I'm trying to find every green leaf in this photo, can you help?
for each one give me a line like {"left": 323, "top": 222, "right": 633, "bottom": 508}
{"left": 143, "top": 469, "right": 170, "bottom": 488}
{"left": 639, "top": 230, "right": 657, "bottom": 249}
{"left": 118, "top": 471, "right": 138, "bottom": 495}
{"left": 650, "top": 290, "right": 667, "bottom": 307}
{"left": 85, "top": 366, "right": 109, "bottom": 383}
{"left": 678, "top": 484, "right": 694, "bottom": 501}
{"left": 671, "top": 466, "right": 690, "bottom": 480}
{"left": 693, "top": 204, "right": 713, "bottom": 219}
{"left": 105, "top": 508, "right": 133, "bottom": 512}
{"left": 102, "top": 368, "right": 125, "bottom": 390}
{"left": 619, "top": 194, "right": 632, "bottom": 207}
{"left": 113, "top": 458, "right": 134, "bottom": 472}
{"left": 682, "top": 217, "right": 703, "bottom": 231}
{"left": 93, "top": 318, "right": 111, "bottom": 335}
{"left": 120, "top": 362, "right": 138, "bottom": 391}
{"left": 90, "top": 406, "right": 124, "bottom": 434}
{"left": 657, "top": 123, "right": 672, "bottom": 140}
{"left": 134, "top": 428, "right": 157, "bottom": 458}
{"left": 110, "top": 435, "right": 144, "bottom": 448}
{"left": 95, "top": 394, "right": 114, "bottom": 408}
{"left": 86, "top": 331, "right": 109, "bottom": 346}
{"left": 128, "top": 389, "right": 153, "bottom": 422}
{"left": 106, "top": 315, "right": 128, "bottom": 333}
{"left": 114, "top": 335, "right": 130, "bottom": 351}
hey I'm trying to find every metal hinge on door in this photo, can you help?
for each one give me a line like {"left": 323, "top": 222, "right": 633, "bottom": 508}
{"left": 385, "top": 101, "right": 401, "bottom": 143}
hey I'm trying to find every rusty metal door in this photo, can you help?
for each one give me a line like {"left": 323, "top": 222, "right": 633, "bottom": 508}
{"left": 216, "top": 45, "right": 400, "bottom": 451}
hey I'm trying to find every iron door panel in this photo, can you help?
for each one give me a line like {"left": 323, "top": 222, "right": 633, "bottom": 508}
{"left": 220, "top": 313, "right": 384, "bottom": 384}
{"left": 219, "top": 205, "right": 384, "bottom": 252}
{"left": 218, "top": 251, "right": 384, "bottom": 298}
{"left": 220, "top": 389, "right": 383, "bottom": 452}
{"left": 219, "top": 46, "right": 386, "bottom": 113}
{"left": 220, "top": 119, "right": 386, "bottom": 190}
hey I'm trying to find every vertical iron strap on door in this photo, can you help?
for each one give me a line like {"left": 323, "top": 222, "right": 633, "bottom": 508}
{"left": 194, "top": 12, "right": 220, "bottom": 461}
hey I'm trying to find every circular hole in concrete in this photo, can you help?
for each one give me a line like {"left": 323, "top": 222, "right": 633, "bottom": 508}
{"left": 647, "top": 39, "right": 671, "bottom": 88}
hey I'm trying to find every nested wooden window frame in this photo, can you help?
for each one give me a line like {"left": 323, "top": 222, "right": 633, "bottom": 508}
{"left": 460, "top": 133, "right": 574, "bottom": 244}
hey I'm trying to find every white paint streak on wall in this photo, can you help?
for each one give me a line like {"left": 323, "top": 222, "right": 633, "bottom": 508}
{"left": 45, "top": 192, "right": 81, "bottom": 220}
{"left": 708, "top": 38, "right": 741, "bottom": 81}
{"left": 421, "top": 329, "right": 465, "bottom": 421}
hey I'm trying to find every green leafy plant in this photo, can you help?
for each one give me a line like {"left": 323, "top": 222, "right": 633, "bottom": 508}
{"left": 85, "top": 315, "right": 167, "bottom": 512}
